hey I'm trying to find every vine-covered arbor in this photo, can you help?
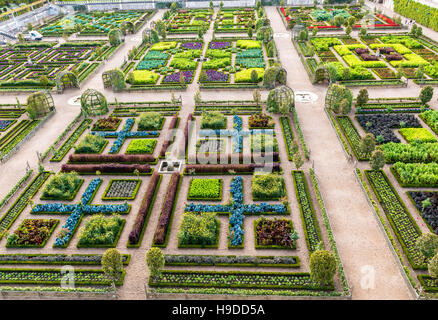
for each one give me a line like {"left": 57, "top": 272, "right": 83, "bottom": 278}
{"left": 313, "top": 66, "right": 331, "bottom": 84}
{"left": 26, "top": 91, "right": 55, "bottom": 120}
{"left": 257, "top": 26, "right": 273, "bottom": 43}
{"left": 80, "top": 89, "right": 108, "bottom": 116}
{"left": 325, "top": 83, "right": 353, "bottom": 114}
{"left": 121, "top": 21, "right": 135, "bottom": 35}
{"left": 108, "top": 28, "right": 124, "bottom": 46}
{"left": 102, "top": 69, "right": 126, "bottom": 91}
{"left": 267, "top": 85, "right": 295, "bottom": 114}
{"left": 56, "top": 71, "right": 79, "bottom": 93}
{"left": 263, "top": 66, "right": 287, "bottom": 89}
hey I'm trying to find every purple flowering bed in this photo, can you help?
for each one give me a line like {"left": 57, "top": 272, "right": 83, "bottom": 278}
{"left": 181, "top": 42, "right": 203, "bottom": 50}
{"left": 163, "top": 71, "right": 194, "bottom": 83}
{"left": 0, "top": 120, "right": 15, "bottom": 131}
{"left": 208, "top": 41, "right": 231, "bottom": 50}
{"left": 201, "top": 70, "right": 229, "bottom": 82}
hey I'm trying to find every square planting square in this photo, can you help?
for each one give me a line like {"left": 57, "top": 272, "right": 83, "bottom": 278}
{"left": 102, "top": 179, "right": 141, "bottom": 200}
{"left": 188, "top": 178, "right": 222, "bottom": 201}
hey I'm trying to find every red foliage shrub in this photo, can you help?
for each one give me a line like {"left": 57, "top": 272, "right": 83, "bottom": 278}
{"left": 180, "top": 113, "right": 193, "bottom": 158}
{"left": 354, "top": 48, "right": 369, "bottom": 55}
{"left": 386, "top": 53, "right": 403, "bottom": 61}
{"left": 61, "top": 163, "right": 152, "bottom": 174}
{"left": 159, "top": 114, "right": 178, "bottom": 158}
{"left": 378, "top": 47, "right": 395, "bottom": 54}
{"left": 68, "top": 154, "right": 155, "bottom": 163}
{"left": 128, "top": 172, "right": 160, "bottom": 245}
{"left": 361, "top": 54, "right": 379, "bottom": 61}
{"left": 153, "top": 172, "right": 180, "bottom": 245}
{"left": 256, "top": 218, "right": 294, "bottom": 248}
{"left": 187, "top": 152, "right": 280, "bottom": 164}
{"left": 184, "top": 163, "right": 281, "bottom": 174}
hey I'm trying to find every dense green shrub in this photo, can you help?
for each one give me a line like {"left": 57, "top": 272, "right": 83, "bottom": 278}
{"left": 251, "top": 173, "right": 284, "bottom": 199}
{"left": 309, "top": 250, "right": 337, "bottom": 284}
{"left": 200, "top": 111, "right": 226, "bottom": 129}
{"left": 138, "top": 112, "right": 163, "bottom": 130}
{"left": 74, "top": 134, "right": 106, "bottom": 154}
{"left": 41, "top": 172, "right": 82, "bottom": 200}
{"left": 78, "top": 215, "right": 124, "bottom": 246}
{"left": 177, "top": 212, "right": 219, "bottom": 246}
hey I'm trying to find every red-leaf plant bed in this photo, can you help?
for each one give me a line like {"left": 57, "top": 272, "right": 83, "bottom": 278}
{"left": 68, "top": 154, "right": 156, "bottom": 164}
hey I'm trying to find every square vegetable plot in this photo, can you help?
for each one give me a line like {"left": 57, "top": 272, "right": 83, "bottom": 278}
{"left": 102, "top": 179, "right": 141, "bottom": 200}
{"left": 6, "top": 219, "right": 59, "bottom": 248}
{"left": 254, "top": 217, "right": 296, "bottom": 249}
{"left": 399, "top": 128, "right": 437, "bottom": 143}
{"left": 125, "top": 139, "right": 157, "bottom": 154}
{"left": 188, "top": 178, "right": 223, "bottom": 201}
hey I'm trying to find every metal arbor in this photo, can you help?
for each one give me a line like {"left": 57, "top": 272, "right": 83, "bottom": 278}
{"left": 291, "top": 24, "right": 305, "bottom": 40}
{"left": 26, "top": 91, "right": 55, "bottom": 119}
{"left": 263, "top": 66, "right": 287, "bottom": 89}
{"left": 121, "top": 21, "right": 135, "bottom": 35}
{"left": 56, "top": 71, "right": 79, "bottom": 93}
{"left": 267, "top": 85, "right": 295, "bottom": 114}
{"left": 313, "top": 66, "right": 331, "bottom": 84}
{"left": 80, "top": 89, "right": 108, "bottom": 116}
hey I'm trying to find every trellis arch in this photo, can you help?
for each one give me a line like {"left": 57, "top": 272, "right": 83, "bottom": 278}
{"left": 56, "top": 71, "right": 79, "bottom": 93}
{"left": 257, "top": 26, "right": 273, "bottom": 43}
{"left": 102, "top": 69, "right": 126, "bottom": 92}
{"left": 121, "top": 21, "right": 135, "bottom": 35}
{"left": 108, "top": 28, "right": 125, "bottom": 46}
{"left": 142, "top": 28, "right": 153, "bottom": 43}
{"left": 313, "top": 66, "right": 331, "bottom": 85}
{"left": 80, "top": 88, "right": 108, "bottom": 116}
{"left": 267, "top": 85, "right": 295, "bottom": 114}
{"left": 26, "top": 91, "right": 55, "bottom": 120}
{"left": 263, "top": 66, "right": 287, "bottom": 89}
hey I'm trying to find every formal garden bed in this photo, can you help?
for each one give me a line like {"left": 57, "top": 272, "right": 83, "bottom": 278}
{"left": 295, "top": 33, "right": 438, "bottom": 86}
{"left": 0, "top": 40, "right": 120, "bottom": 91}
{"left": 39, "top": 10, "right": 154, "bottom": 36}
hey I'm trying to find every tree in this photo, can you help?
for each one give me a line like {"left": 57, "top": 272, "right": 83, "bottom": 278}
{"left": 17, "top": 33, "right": 24, "bottom": 42}
{"left": 256, "top": 0, "right": 261, "bottom": 10}
{"left": 170, "top": 2, "right": 177, "bottom": 12}
{"left": 248, "top": 27, "right": 253, "bottom": 38}
{"left": 312, "top": 27, "right": 318, "bottom": 37}
{"left": 345, "top": 25, "right": 352, "bottom": 36}
{"left": 198, "top": 28, "right": 203, "bottom": 39}
{"left": 419, "top": 86, "right": 434, "bottom": 104}
{"left": 27, "top": 22, "right": 33, "bottom": 31}
{"left": 152, "top": 30, "right": 159, "bottom": 43}
{"left": 101, "top": 248, "right": 123, "bottom": 292}
{"left": 62, "top": 32, "right": 69, "bottom": 41}
{"left": 416, "top": 233, "right": 438, "bottom": 260}
{"left": 360, "top": 133, "right": 376, "bottom": 156}
{"left": 161, "top": 29, "right": 166, "bottom": 40}
{"left": 339, "top": 98, "right": 350, "bottom": 115}
{"left": 429, "top": 253, "right": 438, "bottom": 278}
{"left": 370, "top": 149, "right": 385, "bottom": 171}
{"left": 309, "top": 250, "right": 337, "bottom": 284}
{"left": 280, "top": 0, "right": 285, "bottom": 6}
{"left": 220, "top": 1, "right": 224, "bottom": 9}
{"left": 416, "top": 65, "right": 425, "bottom": 79}
{"left": 410, "top": 24, "right": 417, "bottom": 36}
{"left": 359, "top": 27, "right": 367, "bottom": 36}
{"left": 146, "top": 247, "right": 165, "bottom": 279}
{"left": 356, "top": 88, "right": 369, "bottom": 106}
{"left": 194, "top": 89, "right": 202, "bottom": 104}
{"left": 39, "top": 75, "right": 49, "bottom": 88}
{"left": 210, "top": 0, "right": 213, "bottom": 10}
{"left": 293, "top": 152, "right": 304, "bottom": 169}
{"left": 416, "top": 26, "right": 423, "bottom": 38}
{"left": 253, "top": 89, "right": 261, "bottom": 106}
{"left": 251, "top": 69, "right": 259, "bottom": 83}
{"left": 347, "top": 16, "right": 355, "bottom": 26}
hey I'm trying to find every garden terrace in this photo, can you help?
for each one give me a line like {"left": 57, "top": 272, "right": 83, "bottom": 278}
{"left": 295, "top": 33, "right": 438, "bottom": 86}
{"left": 122, "top": 40, "right": 204, "bottom": 89}
{"left": 39, "top": 10, "right": 154, "bottom": 36}
{"left": 214, "top": 8, "right": 258, "bottom": 33}
{"left": 165, "top": 9, "right": 213, "bottom": 34}
{"left": 280, "top": 4, "right": 400, "bottom": 31}
{"left": 0, "top": 40, "right": 118, "bottom": 91}
{"left": 199, "top": 39, "right": 277, "bottom": 88}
